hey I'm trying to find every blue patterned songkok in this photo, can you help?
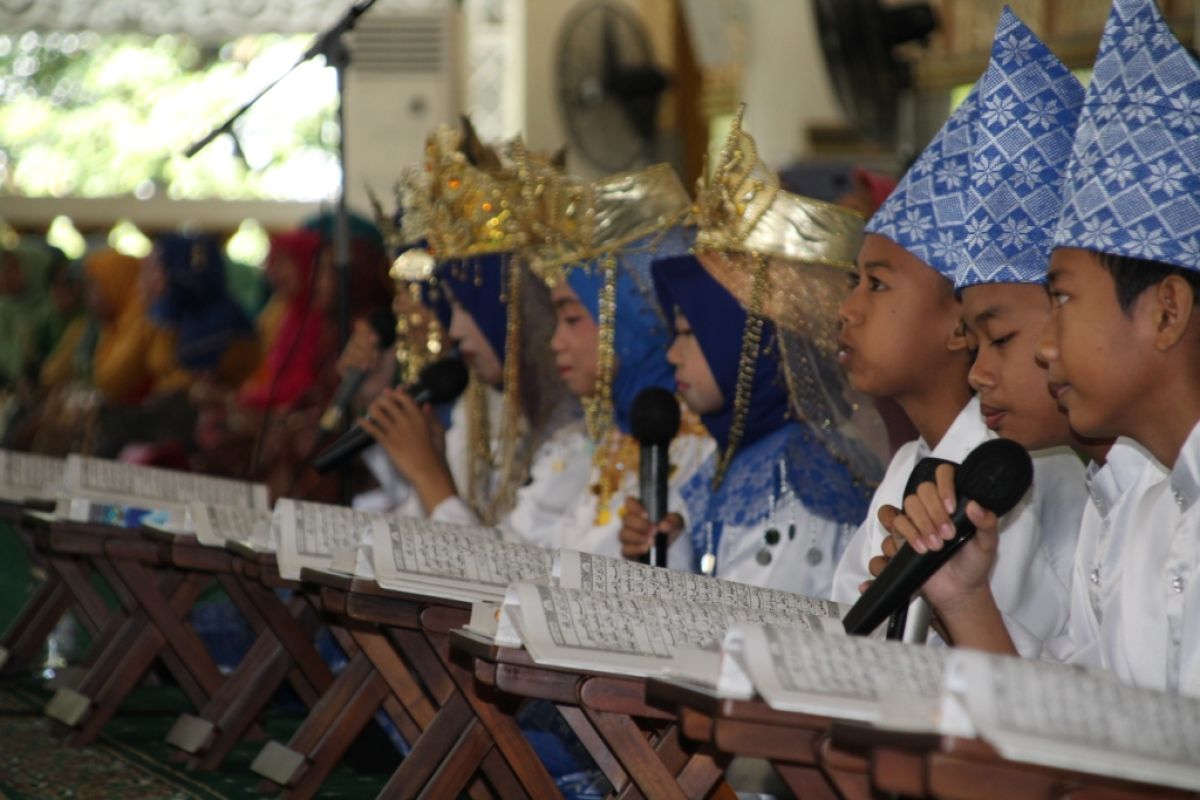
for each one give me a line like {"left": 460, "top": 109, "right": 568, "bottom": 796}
{"left": 956, "top": 7, "right": 1085, "bottom": 290}
{"left": 1053, "top": 0, "right": 1200, "bottom": 270}
{"left": 864, "top": 82, "right": 981, "bottom": 280}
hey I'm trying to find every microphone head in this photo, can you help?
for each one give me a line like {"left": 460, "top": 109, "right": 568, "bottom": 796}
{"left": 904, "top": 456, "right": 956, "bottom": 498}
{"left": 955, "top": 439, "right": 1033, "bottom": 517}
{"left": 366, "top": 307, "right": 398, "bottom": 350}
{"left": 414, "top": 356, "right": 469, "bottom": 405}
{"left": 630, "top": 387, "right": 681, "bottom": 447}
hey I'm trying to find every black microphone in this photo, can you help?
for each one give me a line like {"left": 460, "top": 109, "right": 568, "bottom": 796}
{"left": 318, "top": 307, "right": 398, "bottom": 435}
{"left": 843, "top": 439, "right": 1033, "bottom": 637}
{"left": 630, "top": 388, "right": 681, "bottom": 567}
{"left": 886, "top": 456, "right": 957, "bottom": 641}
{"left": 312, "top": 356, "right": 469, "bottom": 474}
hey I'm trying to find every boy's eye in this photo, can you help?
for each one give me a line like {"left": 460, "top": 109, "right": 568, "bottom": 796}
{"left": 1049, "top": 290, "right": 1069, "bottom": 307}
{"left": 990, "top": 332, "right": 1015, "bottom": 349}
{"left": 868, "top": 276, "right": 887, "bottom": 292}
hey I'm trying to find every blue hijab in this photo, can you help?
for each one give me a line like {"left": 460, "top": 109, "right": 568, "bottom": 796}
{"left": 153, "top": 233, "right": 254, "bottom": 371}
{"left": 652, "top": 256, "right": 870, "bottom": 564}
{"left": 566, "top": 228, "right": 690, "bottom": 434}
{"left": 434, "top": 254, "right": 509, "bottom": 364}
{"left": 651, "top": 254, "right": 789, "bottom": 452}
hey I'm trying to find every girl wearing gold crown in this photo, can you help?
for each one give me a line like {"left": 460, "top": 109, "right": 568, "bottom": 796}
{"left": 530, "top": 164, "right": 715, "bottom": 567}
{"left": 618, "top": 112, "right": 884, "bottom": 595}
{"left": 348, "top": 125, "right": 591, "bottom": 534}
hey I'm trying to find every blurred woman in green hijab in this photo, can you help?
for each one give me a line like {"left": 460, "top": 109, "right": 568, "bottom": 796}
{"left": 0, "top": 242, "right": 55, "bottom": 386}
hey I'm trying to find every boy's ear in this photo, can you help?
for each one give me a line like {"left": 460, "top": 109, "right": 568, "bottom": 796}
{"left": 1148, "top": 275, "right": 1198, "bottom": 352}
{"left": 946, "top": 317, "right": 971, "bottom": 353}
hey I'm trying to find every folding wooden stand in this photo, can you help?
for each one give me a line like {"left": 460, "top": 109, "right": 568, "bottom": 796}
{"left": 248, "top": 571, "right": 555, "bottom": 800}
{"left": 827, "top": 721, "right": 1199, "bottom": 800}
{"left": 450, "top": 631, "right": 737, "bottom": 800}
{"left": 29, "top": 515, "right": 237, "bottom": 746}
{"left": 0, "top": 503, "right": 102, "bottom": 675}
{"left": 154, "top": 540, "right": 336, "bottom": 771}
{"left": 644, "top": 678, "right": 866, "bottom": 800}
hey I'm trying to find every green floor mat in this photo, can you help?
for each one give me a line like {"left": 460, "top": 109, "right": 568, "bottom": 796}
{"left": 0, "top": 677, "right": 393, "bottom": 799}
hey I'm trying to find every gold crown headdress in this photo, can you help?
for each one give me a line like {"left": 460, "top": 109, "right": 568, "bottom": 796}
{"left": 393, "top": 121, "right": 581, "bottom": 524}
{"left": 528, "top": 163, "right": 692, "bottom": 284}
{"left": 694, "top": 106, "right": 887, "bottom": 487}
{"left": 524, "top": 162, "right": 695, "bottom": 522}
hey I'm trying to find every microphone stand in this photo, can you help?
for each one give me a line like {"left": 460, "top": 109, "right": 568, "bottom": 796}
{"left": 184, "top": 0, "right": 380, "bottom": 506}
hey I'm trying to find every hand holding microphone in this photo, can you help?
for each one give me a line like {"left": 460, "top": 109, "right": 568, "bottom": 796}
{"left": 629, "top": 387, "right": 682, "bottom": 567}
{"left": 844, "top": 439, "right": 1033, "bottom": 637}
{"left": 321, "top": 308, "right": 398, "bottom": 435}
{"left": 312, "top": 355, "right": 469, "bottom": 474}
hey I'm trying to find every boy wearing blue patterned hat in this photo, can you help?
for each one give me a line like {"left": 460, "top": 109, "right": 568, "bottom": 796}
{"left": 890, "top": 0, "right": 1200, "bottom": 693}
{"left": 831, "top": 8, "right": 1089, "bottom": 657}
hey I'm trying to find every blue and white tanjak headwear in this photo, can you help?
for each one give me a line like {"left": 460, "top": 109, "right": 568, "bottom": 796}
{"left": 865, "top": 83, "right": 981, "bottom": 280}
{"left": 955, "top": 7, "right": 1086, "bottom": 290}
{"left": 1053, "top": 0, "right": 1200, "bottom": 271}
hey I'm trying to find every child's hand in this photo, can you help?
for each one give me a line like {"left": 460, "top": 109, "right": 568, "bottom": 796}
{"left": 863, "top": 463, "right": 1001, "bottom": 610}
{"left": 361, "top": 388, "right": 454, "bottom": 513}
{"left": 336, "top": 318, "right": 381, "bottom": 378}
{"left": 618, "top": 496, "right": 684, "bottom": 560}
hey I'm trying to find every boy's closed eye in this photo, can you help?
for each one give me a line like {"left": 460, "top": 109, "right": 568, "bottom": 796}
{"left": 987, "top": 331, "right": 1016, "bottom": 350}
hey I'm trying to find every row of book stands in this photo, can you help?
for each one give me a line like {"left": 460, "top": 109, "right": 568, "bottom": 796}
{"left": 0, "top": 449, "right": 1197, "bottom": 799}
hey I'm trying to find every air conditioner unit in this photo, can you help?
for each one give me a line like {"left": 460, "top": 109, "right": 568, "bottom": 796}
{"left": 344, "top": 8, "right": 462, "bottom": 214}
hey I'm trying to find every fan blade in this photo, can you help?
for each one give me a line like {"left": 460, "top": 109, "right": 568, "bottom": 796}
{"left": 602, "top": 6, "right": 620, "bottom": 81}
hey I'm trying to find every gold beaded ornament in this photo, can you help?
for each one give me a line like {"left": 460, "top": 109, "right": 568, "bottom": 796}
{"left": 418, "top": 122, "right": 572, "bottom": 524}
{"left": 526, "top": 162, "right": 697, "bottom": 524}
{"left": 693, "top": 105, "right": 889, "bottom": 487}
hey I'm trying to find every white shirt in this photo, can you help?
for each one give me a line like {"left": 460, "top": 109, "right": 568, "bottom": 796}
{"left": 1047, "top": 438, "right": 1159, "bottom": 666}
{"left": 831, "top": 396, "right": 1087, "bottom": 657}
{"left": 435, "top": 418, "right": 593, "bottom": 546}
{"left": 544, "top": 431, "right": 716, "bottom": 571}
{"left": 712, "top": 490, "right": 856, "bottom": 599}
{"left": 1082, "top": 421, "right": 1200, "bottom": 695}
{"left": 352, "top": 389, "right": 488, "bottom": 517}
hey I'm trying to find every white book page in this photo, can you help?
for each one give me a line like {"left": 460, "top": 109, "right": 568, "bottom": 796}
{"left": 63, "top": 455, "right": 269, "bottom": 511}
{"left": 959, "top": 651, "right": 1200, "bottom": 791}
{"left": 734, "top": 624, "right": 950, "bottom": 731}
{"left": 274, "top": 499, "right": 374, "bottom": 580}
{"left": 371, "top": 517, "right": 553, "bottom": 603}
{"left": 188, "top": 502, "right": 273, "bottom": 548}
{"left": 555, "top": 550, "right": 847, "bottom": 618}
{"left": 509, "top": 582, "right": 844, "bottom": 678}
{"left": 0, "top": 450, "right": 64, "bottom": 502}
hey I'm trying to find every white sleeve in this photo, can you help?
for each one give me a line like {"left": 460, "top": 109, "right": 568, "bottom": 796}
{"left": 500, "top": 422, "right": 592, "bottom": 548}
{"left": 429, "top": 496, "right": 481, "bottom": 525}
{"left": 830, "top": 517, "right": 883, "bottom": 604}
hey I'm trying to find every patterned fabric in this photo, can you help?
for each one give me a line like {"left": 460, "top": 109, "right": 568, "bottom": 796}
{"left": 1053, "top": 0, "right": 1200, "bottom": 271}
{"left": 865, "top": 83, "right": 981, "bottom": 279}
{"left": 680, "top": 422, "right": 872, "bottom": 566}
{"left": 956, "top": 8, "right": 1086, "bottom": 290}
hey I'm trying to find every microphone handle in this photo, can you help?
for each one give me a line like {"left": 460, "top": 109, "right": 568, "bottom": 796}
{"left": 844, "top": 497, "right": 974, "bottom": 636}
{"left": 312, "top": 426, "right": 373, "bottom": 474}
{"left": 313, "top": 379, "right": 437, "bottom": 474}
{"left": 639, "top": 445, "right": 670, "bottom": 567}
{"left": 319, "top": 368, "right": 369, "bottom": 434}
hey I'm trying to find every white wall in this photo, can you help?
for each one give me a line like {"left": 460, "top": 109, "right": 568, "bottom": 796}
{"left": 739, "top": 0, "right": 843, "bottom": 167}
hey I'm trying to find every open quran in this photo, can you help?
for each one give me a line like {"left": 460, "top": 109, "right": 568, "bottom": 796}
{"left": 57, "top": 455, "right": 268, "bottom": 530}
{"left": 0, "top": 450, "right": 65, "bottom": 503}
